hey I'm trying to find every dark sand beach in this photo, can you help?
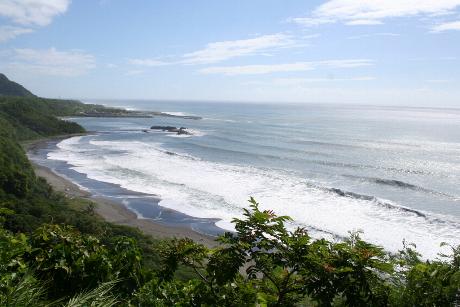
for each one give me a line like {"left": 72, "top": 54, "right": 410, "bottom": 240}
{"left": 25, "top": 137, "right": 218, "bottom": 247}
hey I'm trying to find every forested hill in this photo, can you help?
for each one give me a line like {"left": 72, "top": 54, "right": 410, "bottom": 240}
{"left": 0, "top": 84, "right": 165, "bottom": 304}
{"left": 0, "top": 95, "right": 87, "bottom": 214}
{"left": 0, "top": 73, "right": 35, "bottom": 97}
{"left": 0, "top": 96, "right": 86, "bottom": 140}
{"left": 0, "top": 74, "right": 202, "bottom": 120}
{"left": 0, "top": 73, "right": 152, "bottom": 120}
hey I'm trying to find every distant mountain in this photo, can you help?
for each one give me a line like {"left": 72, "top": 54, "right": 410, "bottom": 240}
{"left": 0, "top": 73, "right": 35, "bottom": 97}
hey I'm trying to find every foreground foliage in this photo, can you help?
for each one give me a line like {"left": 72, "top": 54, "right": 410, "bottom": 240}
{"left": 1, "top": 199, "right": 459, "bottom": 306}
{"left": 133, "top": 198, "right": 460, "bottom": 306}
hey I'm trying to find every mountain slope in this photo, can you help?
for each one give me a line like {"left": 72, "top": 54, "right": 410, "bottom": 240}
{"left": 0, "top": 96, "right": 86, "bottom": 140}
{"left": 0, "top": 73, "right": 35, "bottom": 97}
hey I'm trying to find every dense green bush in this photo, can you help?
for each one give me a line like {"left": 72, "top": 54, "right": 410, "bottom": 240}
{"left": 1, "top": 198, "right": 459, "bottom": 306}
{"left": 0, "top": 209, "right": 42, "bottom": 306}
{"left": 0, "top": 222, "right": 142, "bottom": 305}
{"left": 0, "top": 118, "right": 35, "bottom": 197}
{"left": 27, "top": 224, "right": 143, "bottom": 300}
{"left": 129, "top": 198, "right": 460, "bottom": 306}
{"left": 134, "top": 199, "right": 391, "bottom": 306}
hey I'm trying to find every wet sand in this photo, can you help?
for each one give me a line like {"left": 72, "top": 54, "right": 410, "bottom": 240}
{"left": 27, "top": 137, "right": 218, "bottom": 247}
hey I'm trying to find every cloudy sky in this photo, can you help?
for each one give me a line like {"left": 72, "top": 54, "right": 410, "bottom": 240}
{"left": 0, "top": 0, "right": 459, "bottom": 106}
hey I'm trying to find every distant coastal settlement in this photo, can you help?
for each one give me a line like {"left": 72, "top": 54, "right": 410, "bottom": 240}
{"left": 1, "top": 73, "right": 459, "bottom": 306}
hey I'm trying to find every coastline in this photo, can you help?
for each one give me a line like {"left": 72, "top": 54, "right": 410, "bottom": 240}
{"left": 25, "top": 136, "right": 218, "bottom": 247}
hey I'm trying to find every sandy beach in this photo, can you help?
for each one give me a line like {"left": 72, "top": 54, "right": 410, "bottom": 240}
{"left": 26, "top": 137, "right": 218, "bottom": 247}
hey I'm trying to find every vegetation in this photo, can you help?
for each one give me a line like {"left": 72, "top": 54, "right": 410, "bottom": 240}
{"left": 0, "top": 97, "right": 85, "bottom": 140}
{"left": 0, "top": 74, "right": 35, "bottom": 97}
{"left": 0, "top": 87, "right": 458, "bottom": 305}
{"left": 1, "top": 197, "right": 459, "bottom": 306}
{"left": 0, "top": 95, "right": 146, "bottom": 141}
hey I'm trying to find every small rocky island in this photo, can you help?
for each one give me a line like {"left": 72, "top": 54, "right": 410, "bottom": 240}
{"left": 150, "top": 125, "right": 192, "bottom": 135}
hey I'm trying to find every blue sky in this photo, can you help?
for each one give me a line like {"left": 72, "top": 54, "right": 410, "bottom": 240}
{"left": 0, "top": 0, "right": 459, "bottom": 106}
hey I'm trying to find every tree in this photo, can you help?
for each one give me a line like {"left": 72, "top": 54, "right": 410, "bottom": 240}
{"left": 145, "top": 198, "right": 396, "bottom": 306}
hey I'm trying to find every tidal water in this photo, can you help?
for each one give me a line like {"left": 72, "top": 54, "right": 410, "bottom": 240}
{"left": 42, "top": 101, "right": 460, "bottom": 258}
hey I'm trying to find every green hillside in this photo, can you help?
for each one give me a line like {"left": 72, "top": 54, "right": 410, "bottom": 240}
{"left": 0, "top": 96, "right": 86, "bottom": 140}
{"left": 0, "top": 74, "right": 35, "bottom": 97}
{"left": 0, "top": 96, "right": 166, "bottom": 305}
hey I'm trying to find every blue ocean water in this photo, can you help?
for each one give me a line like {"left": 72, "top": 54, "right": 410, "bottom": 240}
{"left": 45, "top": 101, "right": 460, "bottom": 257}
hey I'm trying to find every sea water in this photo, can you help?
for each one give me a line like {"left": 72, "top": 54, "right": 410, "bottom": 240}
{"left": 47, "top": 101, "right": 460, "bottom": 258}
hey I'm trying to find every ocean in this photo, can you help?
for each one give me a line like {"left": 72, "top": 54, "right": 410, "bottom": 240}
{"left": 31, "top": 101, "right": 460, "bottom": 258}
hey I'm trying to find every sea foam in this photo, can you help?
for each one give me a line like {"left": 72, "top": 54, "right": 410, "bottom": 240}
{"left": 48, "top": 136, "right": 460, "bottom": 258}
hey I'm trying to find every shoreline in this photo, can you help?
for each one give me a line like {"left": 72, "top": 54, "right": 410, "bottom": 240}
{"left": 26, "top": 136, "right": 218, "bottom": 247}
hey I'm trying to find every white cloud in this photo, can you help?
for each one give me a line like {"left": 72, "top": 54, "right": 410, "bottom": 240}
{"left": 0, "top": 0, "right": 70, "bottom": 26}
{"left": 291, "top": 0, "right": 460, "bottom": 27}
{"left": 126, "top": 33, "right": 307, "bottom": 68}
{"left": 0, "top": 0, "right": 70, "bottom": 43}
{"left": 345, "top": 19, "right": 383, "bottom": 25}
{"left": 0, "top": 26, "right": 33, "bottom": 42}
{"left": 432, "top": 20, "right": 460, "bottom": 32}
{"left": 244, "top": 76, "right": 375, "bottom": 88}
{"left": 319, "top": 59, "right": 374, "bottom": 68}
{"left": 200, "top": 59, "right": 373, "bottom": 76}
{"left": 182, "top": 33, "right": 297, "bottom": 64}
{"left": 200, "top": 63, "right": 315, "bottom": 75}
{"left": 347, "top": 32, "right": 400, "bottom": 39}
{"left": 8, "top": 48, "right": 95, "bottom": 76}
{"left": 288, "top": 17, "right": 334, "bottom": 27}
{"left": 301, "top": 33, "right": 322, "bottom": 39}
{"left": 128, "top": 58, "right": 170, "bottom": 66}
{"left": 269, "top": 77, "right": 375, "bottom": 85}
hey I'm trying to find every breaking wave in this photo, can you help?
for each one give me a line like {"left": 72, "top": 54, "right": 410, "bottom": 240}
{"left": 47, "top": 136, "right": 460, "bottom": 259}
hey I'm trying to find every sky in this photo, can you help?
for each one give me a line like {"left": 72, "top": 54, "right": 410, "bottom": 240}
{"left": 0, "top": 0, "right": 459, "bottom": 107}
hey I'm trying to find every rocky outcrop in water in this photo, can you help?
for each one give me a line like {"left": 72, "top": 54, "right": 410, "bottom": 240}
{"left": 150, "top": 126, "right": 192, "bottom": 135}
